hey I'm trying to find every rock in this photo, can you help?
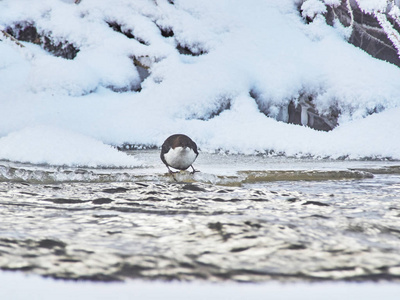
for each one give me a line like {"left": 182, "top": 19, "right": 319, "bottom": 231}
{"left": 251, "top": 90, "right": 338, "bottom": 132}
{"left": 5, "top": 22, "right": 79, "bottom": 60}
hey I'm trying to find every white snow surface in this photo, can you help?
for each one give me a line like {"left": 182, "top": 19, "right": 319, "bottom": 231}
{"left": 355, "top": 0, "right": 389, "bottom": 12}
{"left": 301, "top": 0, "right": 327, "bottom": 19}
{"left": 1, "top": 0, "right": 400, "bottom": 166}
{"left": 0, "top": 126, "right": 141, "bottom": 167}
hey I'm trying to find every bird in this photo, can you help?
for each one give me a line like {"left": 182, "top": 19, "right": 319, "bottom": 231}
{"left": 160, "top": 134, "right": 199, "bottom": 174}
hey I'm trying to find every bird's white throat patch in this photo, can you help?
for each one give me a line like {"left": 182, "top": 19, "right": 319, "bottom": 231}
{"left": 164, "top": 147, "right": 197, "bottom": 170}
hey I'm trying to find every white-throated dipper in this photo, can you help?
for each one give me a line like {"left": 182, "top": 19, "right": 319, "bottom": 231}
{"left": 160, "top": 134, "right": 198, "bottom": 174}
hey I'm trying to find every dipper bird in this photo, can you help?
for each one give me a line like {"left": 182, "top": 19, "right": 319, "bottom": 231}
{"left": 160, "top": 134, "right": 198, "bottom": 174}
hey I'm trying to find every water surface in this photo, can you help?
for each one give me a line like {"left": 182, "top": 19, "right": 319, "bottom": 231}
{"left": 1, "top": 151, "right": 400, "bottom": 282}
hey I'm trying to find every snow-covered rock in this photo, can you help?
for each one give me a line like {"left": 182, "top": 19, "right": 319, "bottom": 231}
{"left": 0, "top": 0, "right": 400, "bottom": 165}
{"left": 0, "top": 126, "right": 141, "bottom": 167}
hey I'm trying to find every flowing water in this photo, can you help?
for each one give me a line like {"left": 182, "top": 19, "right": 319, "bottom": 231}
{"left": 1, "top": 150, "right": 400, "bottom": 282}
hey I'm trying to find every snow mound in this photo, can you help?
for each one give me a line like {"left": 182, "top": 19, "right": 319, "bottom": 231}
{"left": 0, "top": 126, "right": 142, "bottom": 167}
{"left": 0, "top": 0, "right": 399, "bottom": 160}
{"left": 189, "top": 97, "right": 400, "bottom": 160}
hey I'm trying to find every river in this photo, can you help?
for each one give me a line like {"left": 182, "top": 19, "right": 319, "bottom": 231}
{"left": 0, "top": 150, "right": 400, "bottom": 282}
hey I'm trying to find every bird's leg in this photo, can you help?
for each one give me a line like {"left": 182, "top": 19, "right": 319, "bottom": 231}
{"left": 190, "top": 165, "right": 199, "bottom": 174}
{"left": 166, "top": 165, "right": 179, "bottom": 174}
{"left": 166, "top": 166, "right": 178, "bottom": 181}
{"left": 171, "top": 173, "right": 178, "bottom": 182}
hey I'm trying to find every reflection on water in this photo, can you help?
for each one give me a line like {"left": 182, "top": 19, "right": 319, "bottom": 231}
{"left": 0, "top": 151, "right": 400, "bottom": 282}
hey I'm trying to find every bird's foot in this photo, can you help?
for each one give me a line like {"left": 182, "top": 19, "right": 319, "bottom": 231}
{"left": 190, "top": 166, "right": 200, "bottom": 174}
{"left": 168, "top": 172, "right": 178, "bottom": 182}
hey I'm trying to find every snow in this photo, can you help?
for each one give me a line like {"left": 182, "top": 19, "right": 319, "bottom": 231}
{"left": 301, "top": 0, "right": 327, "bottom": 19}
{"left": 0, "top": 126, "right": 141, "bottom": 167}
{"left": 1, "top": 0, "right": 400, "bottom": 166}
{"left": 354, "top": 0, "right": 389, "bottom": 13}
{"left": 323, "top": 0, "right": 341, "bottom": 6}
{"left": 1, "top": 271, "right": 400, "bottom": 300}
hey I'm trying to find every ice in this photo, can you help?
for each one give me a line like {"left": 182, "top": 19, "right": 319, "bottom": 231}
{"left": 0, "top": 0, "right": 400, "bottom": 166}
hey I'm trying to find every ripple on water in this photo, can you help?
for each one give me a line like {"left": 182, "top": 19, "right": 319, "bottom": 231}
{"left": 0, "top": 172, "right": 400, "bottom": 282}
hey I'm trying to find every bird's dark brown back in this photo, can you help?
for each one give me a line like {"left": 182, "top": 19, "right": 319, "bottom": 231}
{"left": 161, "top": 134, "right": 198, "bottom": 154}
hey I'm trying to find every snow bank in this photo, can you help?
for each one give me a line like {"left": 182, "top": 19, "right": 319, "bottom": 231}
{"left": 0, "top": 0, "right": 399, "bottom": 165}
{"left": 183, "top": 98, "right": 400, "bottom": 159}
{"left": 0, "top": 126, "right": 141, "bottom": 167}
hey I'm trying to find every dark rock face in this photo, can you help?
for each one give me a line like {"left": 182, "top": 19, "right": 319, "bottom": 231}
{"left": 107, "top": 21, "right": 149, "bottom": 45}
{"left": 6, "top": 22, "right": 80, "bottom": 60}
{"left": 251, "top": 90, "right": 339, "bottom": 132}
{"left": 287, "top": 98, "right": 338, "bottom": 132}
